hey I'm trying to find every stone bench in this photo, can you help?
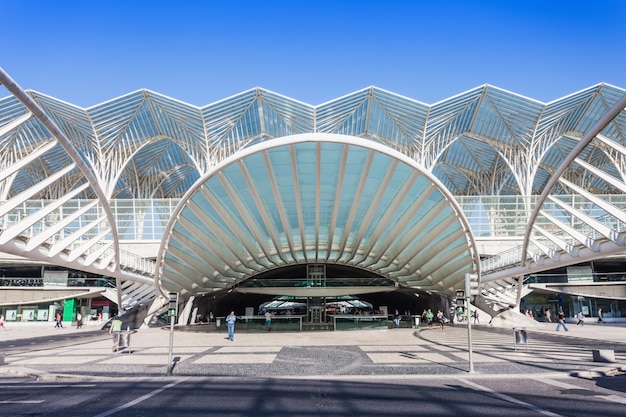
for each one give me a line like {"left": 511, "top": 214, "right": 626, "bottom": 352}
{"left": 592, "top": 349, "right": 616, "bottom": 363}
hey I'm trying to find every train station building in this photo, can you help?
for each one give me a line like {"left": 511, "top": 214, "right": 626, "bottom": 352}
{"left": 1, "top": 67, "right": 625, "bottom": 327}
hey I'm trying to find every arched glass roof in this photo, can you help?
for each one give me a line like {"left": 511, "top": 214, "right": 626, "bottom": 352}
{"left": 2, "top": 83, "right": 625, "bottom": 201}
{"left": 1, "top": 77, "right": 625, "bottom": 303}
{"left": 156, "top": 134, "right": 479, "bottom": 297}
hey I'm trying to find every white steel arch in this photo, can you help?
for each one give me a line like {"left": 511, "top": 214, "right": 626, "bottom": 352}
{"left": 480, "top": 93, "right": 626, "bottom": 304}
{"left": 1, "top": 64, "right": 625, "bottom": 310}
{"left": 155, "top": 133, "right": 481, "bottom": 299}
{"left": 0, "top": 68, "right": 154, "bottom": 309}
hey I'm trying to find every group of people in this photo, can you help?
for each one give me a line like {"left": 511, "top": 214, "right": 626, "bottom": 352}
{"left": 419, "top": 308, "right": 449, "bottom": 330}
{"left": 554, "top": 307, "right": 604, "bottom": 332}
{"left": 190, "top": 304, "right": 609, "bottom": 341}
{"left": 53, "top": 311, "right": 86, "bottom": 329}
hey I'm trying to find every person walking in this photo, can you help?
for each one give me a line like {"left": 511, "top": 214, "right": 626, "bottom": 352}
{"left": 472, "top": 310, "right": 480, "bottom": 324}
{"left": 393, "top": 309, "right": 401, "bottom": 329}
{"left": 436, "top": 310, "right": 445, "bottom": 330}
{"left": 54, "top": 312, "right": 63, "bottom": 329}
{"left": 597, "top": 308, "right": 603, "bottom": 323}
{"left": 226, "top": 310, "right": 236, "bottom": 341}
{"left": 76, "top": 311, "right": 83, "bottom": 329}
{"left": 0, "top": 314, "right": 6, "bottom": 330}
{"left": 544, "top": 308, "right": 552, "bottom": 323}
{"left": 264, "top": 310, "right": 272, "bottom": 331}
{"left": 576, "top": 311, "right": 584, "bottom": 326}
{"left": 425, "top": 309, "right": 434, "bottom": 329}
{"left": 108, "top": 315, "right": 123, "bottom": 352}
{"left": 556, "top": 310, "right": 569, "bottom": 332}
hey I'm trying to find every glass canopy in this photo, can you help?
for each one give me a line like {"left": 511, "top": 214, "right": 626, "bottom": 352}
{"left": 157, "top": 134, "right": 478, "bottom": 297}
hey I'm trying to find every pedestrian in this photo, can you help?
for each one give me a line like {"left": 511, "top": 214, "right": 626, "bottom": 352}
{"left": 544, "top": 308, "right": 552, "bottom": 323}
{"left": 597, "top": 308, "right": 603, "bottom": 323}
{"left": 436, "top": 310, "right": 445, "bottom": 330}
{"left": 425, "top": 308, "right": 434, "bottom": 329}
{"left": 108, "top": 315, "right": 123, "bottom": 352}
{"left": 226, "top": 310, "right": 236, "bottom": 341}
{"left": 76, "top": 311, "right": 83, "bottom": 329}
{"left": 54, "top": 312, "right": 63, "bottom": 329}
{"left": 264, "top": 310, "right": 272, "bottom": 331}
{"left": 556, "top": 310, "right": 569, "bottom": 332}
{"left": 576, "top": 311, "right": 584, "bottom": 326}
{"left": 0, "top": 314, "right": 6, "bottom": 330}
{"left": 393, "top": 309, "right": 401, "bottom": 328}
{"left": 209, "top": 311, "right": 214, "bottom": 322}
{"left": 97, "top": 311, "right": 102, "bottom": 323}
{"left": 472, "top": 310, "right": 479, "bottom": 324}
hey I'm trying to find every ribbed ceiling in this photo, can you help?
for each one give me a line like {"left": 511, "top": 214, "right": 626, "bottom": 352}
{"left": 157, "top": 134, "right": 478, "bottom": 297}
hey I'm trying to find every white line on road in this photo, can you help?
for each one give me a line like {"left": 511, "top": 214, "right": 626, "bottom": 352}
{"left": 461, "top": 379, "right": 564, "bottom": 417}
{"left": 0, "top": 384, "right": 97, "bottom": 389}
{"left": 0, "top": 400, "right": 45, "bottom": 404}
{"left": 532, "top": 378, "right": 579, "bottom": 390}
{"left": 92, "top": 377, "right": 188, "bottom": 417}
{"left": 595, "top": 395, "right": 626, "bottom": 404}
{"left": 536, "top": 377, "right": 626, "bottom": 405}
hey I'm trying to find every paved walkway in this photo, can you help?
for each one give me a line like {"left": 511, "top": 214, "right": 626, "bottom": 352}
{"left": 0, "top": 321, "right": 625, "bottom": 380}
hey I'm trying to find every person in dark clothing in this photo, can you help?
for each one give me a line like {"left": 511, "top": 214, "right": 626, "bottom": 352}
{"left": 556, "top": 310, "right": 569, "bottom": 332}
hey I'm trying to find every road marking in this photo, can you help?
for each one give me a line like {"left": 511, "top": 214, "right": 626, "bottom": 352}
{"left": 536, "top": 378, "right": 626, "bottom": 405}
{"left": 0, "top": 400, "right": 45, "bottom": 404}
{"left": 595, "top": 395, "right": 626, "bottom": 404}
{"left": 92, "top": 378, "right": 187, "bottom": 417}
{"left": 0, "top": 384, "right": 97, "bottom": 389}
{"left": 533, "top": 378, "right": 579, "bottom": 389}
{"left": 461, "top": 379, "right": 564, "bottom": 417}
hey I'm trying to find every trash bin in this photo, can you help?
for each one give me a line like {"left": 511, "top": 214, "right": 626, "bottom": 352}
{"left": 513, "top": 327, "right": 527, "bottom": 351}
{"left": 112, "top": 331, "right": 131, "bottom": 352}
{"left": 216, "top": 318, "right": 221, "bottom": 328}
{"left": 414, "top": 317, "right": 420, "bottom": 328}
{"left": 118, "top": 331, "right": 131, "bottom": 349}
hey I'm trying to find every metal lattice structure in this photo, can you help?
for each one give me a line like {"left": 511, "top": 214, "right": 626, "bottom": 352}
{"left": 1, "top": 65, "right": 626, "bottom": 307}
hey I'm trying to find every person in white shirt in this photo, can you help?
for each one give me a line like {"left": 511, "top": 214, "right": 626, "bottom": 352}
{"left": 264, "top": 311, "right": 272, "bottom": 331}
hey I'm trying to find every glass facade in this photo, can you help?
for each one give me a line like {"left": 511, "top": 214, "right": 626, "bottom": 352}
{"left": 0, "top": 75, "right": 625, "bottom": 312}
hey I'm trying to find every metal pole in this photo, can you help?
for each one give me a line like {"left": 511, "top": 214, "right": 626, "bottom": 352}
{"left": 465, "top": 273, "right": 475, "bottom": 373}
{"left": 166, "top": 310, "right": 175, "bottom": 375}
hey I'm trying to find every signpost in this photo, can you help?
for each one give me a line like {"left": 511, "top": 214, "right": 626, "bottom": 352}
{"left": 167, "top": 292, "right": 178, "bottom": 376}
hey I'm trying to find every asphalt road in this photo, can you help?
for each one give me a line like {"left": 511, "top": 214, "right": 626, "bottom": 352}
{"left": 1, "top": 372, "right": 625, "bottom": 417}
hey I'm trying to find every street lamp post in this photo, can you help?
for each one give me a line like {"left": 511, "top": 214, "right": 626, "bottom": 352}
{"left": 465, "top": 273, "right": 479, "bottom": 374}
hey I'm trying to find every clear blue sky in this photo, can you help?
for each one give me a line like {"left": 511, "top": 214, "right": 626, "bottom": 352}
{"left": 2, "top": 0, "right": 625, "bottom": 107}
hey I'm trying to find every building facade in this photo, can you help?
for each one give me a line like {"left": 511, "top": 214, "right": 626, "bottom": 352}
{"left": 1, "top": 67, "right": 625, "bottom": 325}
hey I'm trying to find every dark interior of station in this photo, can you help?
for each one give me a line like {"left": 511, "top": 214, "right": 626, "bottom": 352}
{"left": 192, "top": 263, "right": 441, "bottom": 320}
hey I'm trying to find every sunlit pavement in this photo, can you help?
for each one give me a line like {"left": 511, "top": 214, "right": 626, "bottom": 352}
{"left": 0, "top": 321, "right": 624, "bottom": 380}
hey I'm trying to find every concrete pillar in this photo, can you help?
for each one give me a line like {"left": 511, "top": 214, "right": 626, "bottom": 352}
{"left": 179, "top": 296, "right": 196, "bottom": 325}
{"left": 515, "top": 275, "right": 524, "bottom": 311}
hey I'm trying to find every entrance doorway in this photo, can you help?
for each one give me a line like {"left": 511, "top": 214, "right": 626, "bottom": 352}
{"left": 309, "top": 306, "right": 324, "bottom": 323}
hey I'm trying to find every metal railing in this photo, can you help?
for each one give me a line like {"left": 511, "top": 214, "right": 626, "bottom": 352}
{"left": 0, "top": 276, "right": 116, "bottom": 288}
{"left": 3, "top": 195, "right": 626, "bottom": 277}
